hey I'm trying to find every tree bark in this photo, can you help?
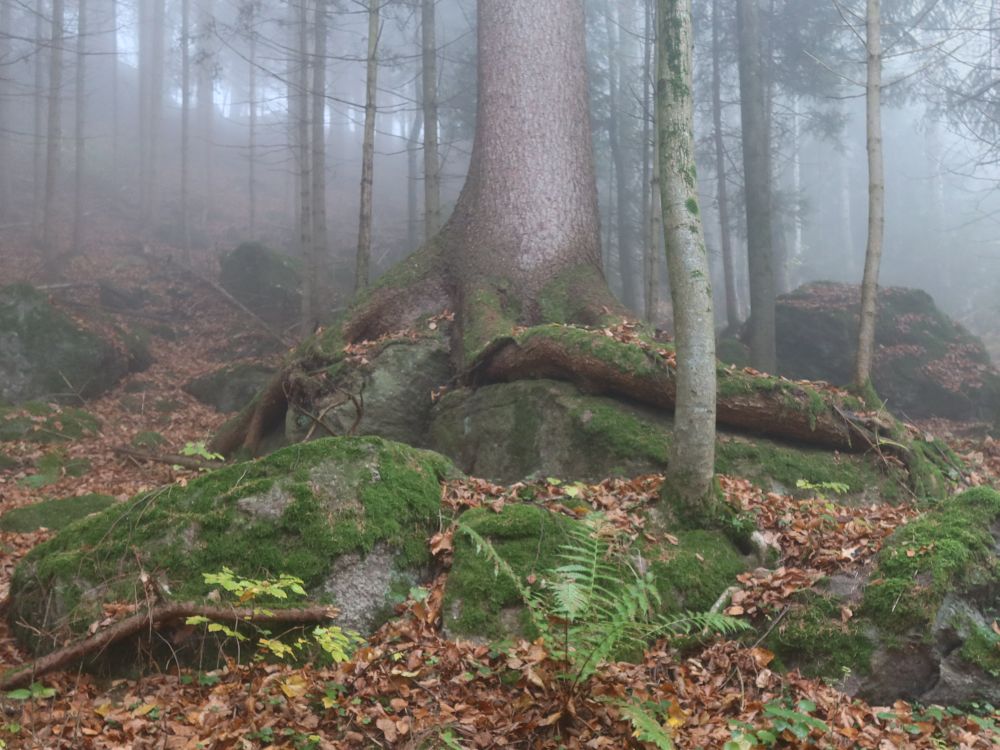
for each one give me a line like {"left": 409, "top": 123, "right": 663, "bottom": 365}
{"left": 181, "top": 0, "right": 192, "bottom": 256}
{"left": 854, "top": 0, "right": 884, "bottom": 391}
{"left": 713, "top": 0, "right": 739, "bottom": 332}
{"left": 657, "top": 0, "right": 718, "bottom": 519}
{"left": 421, "top": 0, "right": 441, "bottom": 241}
{"left": 197, "top": 0, "right": 214, "bottom": 229}
{"left": 311, "top": 0, "right": 328, "bottom": 301}
{"left": 736, "top": 0, "right": 776, "bottom": 372}
{"left": 247, "top": 0, "right": 257, "bottom": 237}
{"left": 642, "top": 0, "right": 660, "bottom": 325}
{"left": 42, "top": 0, "right": 64, "bottom": 267}
{"left": 0, "top": 0, "right": 11, "bottom": 218}
{"left": 298, "top": 0, "right": 315, "bottom": 335}
{"left": 72, "top": 0, "right": 87, "bottom": 254}
{"left": 355, "top": 0, "right": 380, "bottom": 293}
{"left": 110, "top": 0, "right": 119, "bottom": 184}
{"left": 406, "top": 90, "right": 424, "bottom": 255}
{"left": 33, "top": 2, "right": 47, "bottom": 239}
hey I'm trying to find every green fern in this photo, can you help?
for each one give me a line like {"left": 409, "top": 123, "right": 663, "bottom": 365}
{"left": 457, "top": 513, "right": 749, "bottom": 685}
{"left": 617, "top": 700, "right": 676, "bottom": 749}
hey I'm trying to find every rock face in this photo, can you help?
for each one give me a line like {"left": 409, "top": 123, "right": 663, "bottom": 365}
{"left": 770, "top": 487, "right": 1000, "bottom": 706}
{"left": 184, "top": 363, "right": 277, "bottom": 413}
{"left": 774, "top": 282, "right": 999, "bottom": 420}
{"left": 286, "top": 336, "right": 452, "bottom": 448}
{"left": 10, "top": 437, "right": 456, "bottom": 656}
{"left": 428, "top": 380, "right": 673, "bottom": 483}
{"left": 219, "top": 242, "right": 301, "bottom": 328}
{"left": 0, "top": 284, "right": 133, "bottom": 404}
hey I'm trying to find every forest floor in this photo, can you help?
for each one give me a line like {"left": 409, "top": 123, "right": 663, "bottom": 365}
{"left": 1, "top": 239, "right": 999, "bottom": 749}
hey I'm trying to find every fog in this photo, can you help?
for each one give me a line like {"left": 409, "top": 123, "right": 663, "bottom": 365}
{"left": 1, "top": 0, "right": 999, "bottom": 352}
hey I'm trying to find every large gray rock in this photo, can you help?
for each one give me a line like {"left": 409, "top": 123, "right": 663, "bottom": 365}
{"left": 286, "top": 336, "right": 452, "bottom": 448}
{"left": 184, "top": 362, "right": 277, "bottom": 413}
{"left": 774, "top": 282, "right": 1000, "bottom": 421}
{"left": 10, "top": 437, "right": 456, "bottom": 659}
{"left": 0, "top": 284, "right": 132, "bottom": 404}
{"left": 219, "top": 242, "right": 301, "bottom": 328}
{"left": 428, "top": 379, "right": 672, "bottom": 483}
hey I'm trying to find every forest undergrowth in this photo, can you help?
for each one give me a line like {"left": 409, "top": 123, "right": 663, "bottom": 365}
{"left": 1, "top": 239, "right": 999, "bottom": 749}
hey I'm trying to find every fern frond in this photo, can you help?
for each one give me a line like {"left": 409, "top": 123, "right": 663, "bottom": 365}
{"left": 617, "top": 701, "right": 676, "bottom": 750}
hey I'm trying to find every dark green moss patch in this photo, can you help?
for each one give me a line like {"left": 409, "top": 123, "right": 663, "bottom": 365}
{"left": 0, "top": 494, "right": 116, "bottom": 532}
{"left": 0, "top": 405, "right": 100, "bottom": 444}
{"left": 649, "top": 529, "right": 746, "bottom": 612}
{"left": 961, "top": 624, "right": 1000, "bottom": 678}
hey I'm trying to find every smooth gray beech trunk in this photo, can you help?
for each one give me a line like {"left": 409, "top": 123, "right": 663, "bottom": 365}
{"left": 736, "top": 0, "right": 776, "bottom": 372}
{"left": 449, "top": 0, "right": 604, "bottom": 304}
{"left": 421, "top": 0, "right": 441, "bottom": 240}
{"left": 355, "top": 0, "right": 380, "bottom": 292}
{"left": 657, "top": 0, "right": 718, "bottom": 517}
{"left": 854, "top": 0, "right": 884, "bottom": 390}
{"left": 642, "top": 0, "right": 660, "bottom": 324}
{"left": 181, "top": 0, "right": 191, "bottom": 255}
{"left": 42, "top": 0, "right": 64, "bottom": 265}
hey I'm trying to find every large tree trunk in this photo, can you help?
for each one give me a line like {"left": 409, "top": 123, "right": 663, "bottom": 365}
{"left": 42, "top": 0, "right": 64, "bottom": 267}
{"left": 355, "top": 0, "right": 380, "bottom": 293}
{"left": 421, "top": 0, "right": 441, "bottom": 241}
{"left": 72, "top": 0, "right": 88, "bottom": 254}
{"left": 854, "top": 0, "right": 884, "bottom": 391}
{"left": 297, "top": 0, "right": 315, "bottom": 335}
{"left": 657, "top": 0, "right": 718, "bottom": 520}
{"left": 713, "top": 0, "right": 739, "bottom": 332}
{"left": 736, "top": 0, "right": 776, "bottom": 372}
{"left": 641, "top": 0, "right": 660, "bottom": 325}
{"left": 311, "top": 0, "right": 328, "bottom": 303}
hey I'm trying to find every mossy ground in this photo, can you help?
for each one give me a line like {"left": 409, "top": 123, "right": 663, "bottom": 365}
{"left": 10, "top": 437, "right": 456, "bottom": 653}
{"left": 0, "top": 494, "right": 116, "bottom": 533}
{"left": 860, "top": 487, "right": 1000, "bottom": 635}
{"left": 0, "top": 403, "right": 100, "bottom": 443}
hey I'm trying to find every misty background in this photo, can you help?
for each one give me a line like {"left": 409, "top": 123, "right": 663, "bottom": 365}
{"left": 1, "top": 0, "right": 999, "bottom": 352}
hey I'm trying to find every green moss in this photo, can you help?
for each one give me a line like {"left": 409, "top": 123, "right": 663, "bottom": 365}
{"left": 960, "top": 624, "right": 1000, "bottom": 678}
{"left": 444, "top": 505, "right": 576, "bottom": 639}
{"left": 132, "top": 431, "right": 166, "bottom": 450}
{"left": 10, "top": 437, "right": 456, "bottom": 652}
{"left": 768, "top": 592, "right": 874, "bottom": 678}
{"left": 517, "top": 325, "right": 665, "bottom": 379}
{"left": 860, "top": 487, "right": 1000, "bottom": 634}
{"left": 571, "top": 398, "right": 670, "bottom": 466}
{"left": 716, "top": 338, "right": 750, "bottom": 368}
{"left": 649, "top": 529, "right": 746, "bottom": 612}
{"left": 685, "top": 197, "right": 700, "bottom": 216}
{"left": 18, "top": 449, "right": 91, "bottom": 489}
{"left": 461, "top": 282, "right": 519, "bottom": 367}
{"left": 0, "top": 494, "right": 116, "bottom": 532}
{"left": 536, "top": 265, "right": 618, "bottom": 325}
{"left": 715, "top": 437, "right": 899, "bottom": 499}
{"left": 0, "top": 405, "right": 100, "bottom": 444}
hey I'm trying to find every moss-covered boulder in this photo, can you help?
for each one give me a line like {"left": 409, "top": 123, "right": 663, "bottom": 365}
{"left": 183, "top": 363, "right": 277, "bottom": 413}
{"left": 0, "top": 402, "right": 101, "bottom": 444}
{"left": 774, "top": 282, "right": 1000, "bottom": 421}
{"left": 428, "top": 380, "right": 673, "bottom": 482}
{"left": 427, "top": 379, "right": 906, "bottom": 502}
{"left": 219, "top": 242, "right": 301, "bottom": 328}
{"left": 443, "top": 503, "right": 748, "bottom": 641}
{"left": 0, "top": 284, "right": 133, "bottom": 404}
{"left": 9, "top": 437, "right": 457, "bottom": 657}
{"left": 770, "top": 487, "right": 1000, "bottom": 706}
{"left": 286, "top": 335, "right": 451, "bottom": 448}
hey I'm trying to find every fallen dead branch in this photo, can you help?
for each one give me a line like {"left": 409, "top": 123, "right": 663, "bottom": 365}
{"left": 112, "top": 446, "right": 224, "bottom": 471}
{"left": 1, "top": 603, "right": 338, "bottom": 690}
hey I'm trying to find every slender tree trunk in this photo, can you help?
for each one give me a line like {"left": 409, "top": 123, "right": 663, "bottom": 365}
{"left": 138, "top": 0, "right": 149, "bottom": 224}
{"left": 197, "top": 0, "right": 214, "bottom": 229}
{"left": 148, "top": 0, "right": 164, "bottom": 230}
{"left": 287, "top": 0, "right": 300, "bottom": 250}
{"left": 658, "top": 0, "right": 718, "bottom": 519}
{"left": 406, "top": 95, "right": 424, "bottom": 255}
{"left": 42, "top": 0, "right": 65, "bottom": 265}
{"left": 310, "top": 0, "right": 328, "bottom": 313}
{"left": 736, "top": 0, "right": 776, "bottom": 372}
{"left": 72, "top": 0, "right": 87, "bottom": 253}
{"left": 0, "top": 0, "right": 11, "bottom": 217}
{"left": 713, "top": 0, "right": 739, "bottom": 331}
{"left": 298, "top": 0, "right": 315, "bottom": 335}
{"left": 247, "top": 1, "right": 257, "bottom": 237}
{"left": 854, "top": 0, "right": 884, "bottom": 391}
{"left": 33, "top": 3, "right": 47, "bottom": 238}
{"left": 789, "top": 95, "right": 803, "bottom": 286}
{"left": 421, "top": 0, "right": 441, "bottom": 240}
{"left": 109, "top": 0, "right": 119, "bottom": 185}
{"left": 605, "top": 1, "right": 640, "bottom": 313}
{"left": 355, "top": 0, "right": 380, "bottom": 292}
{"left": 642, "top": 0, "right": 659, "bottom": 324}
{"left": 181, "top": 0, "right": 192, "bottom": 256}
